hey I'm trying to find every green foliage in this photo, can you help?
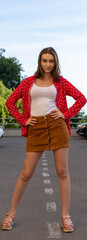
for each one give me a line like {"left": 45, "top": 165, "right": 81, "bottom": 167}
{"left": 0, "top": 81, "right": 22, "bottom": 128}
{"left": 0, "top": 48, "right": 24, "bottom": 89}
{"left": 71, "top": 110, "right": 86, "bottom": 127}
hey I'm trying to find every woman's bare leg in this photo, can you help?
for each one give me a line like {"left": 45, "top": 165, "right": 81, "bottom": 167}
{"left": 9, "top": 151, "right": 43, "bottom": 215}
{"left": 53, "top": 148, "right": 70, "bottom": 217}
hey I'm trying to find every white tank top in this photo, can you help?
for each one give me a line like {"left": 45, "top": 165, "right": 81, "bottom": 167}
{"left": 30, "top": 84, "right": 58, "bottom": 116}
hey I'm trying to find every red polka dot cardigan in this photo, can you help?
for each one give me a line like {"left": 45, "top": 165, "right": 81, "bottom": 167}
{"left": 5, "top": 75, "right": 87, "bottom": 137}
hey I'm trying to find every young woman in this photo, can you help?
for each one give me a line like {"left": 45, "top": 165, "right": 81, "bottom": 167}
{"left": 1, "top": 47, "right": 86, "bottom": 232}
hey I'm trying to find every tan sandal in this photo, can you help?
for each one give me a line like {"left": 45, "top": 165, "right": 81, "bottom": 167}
{"left": 61, "top": 215, "right": 74, "bottom": 233}
{"left": 1, "top": 212, "right": 16, "bottom": 230}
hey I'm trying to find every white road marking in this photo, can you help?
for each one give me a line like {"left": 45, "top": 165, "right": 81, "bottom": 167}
{"left": 42, "top": 153, "right": 61, "bottom": 238}
{"left": 45, "top": 188, "right": 53, "bottom": 194}
{"left": 43, "top": 179, "right": 51, "bottom": 184}
{"left": 46, "top": 222, "right": 62, "bottom": 238}
{"left": 42, "top": 163, "right": 48, "bottom": 166}
{"left": 42, "top": 159, "right": 47, "bottom": 162}
{"left": 43, "top": 167, "right": 48, "bottom": 171}
{"left": 42, "top": 173, "right": 50, "bottom": 177}
{"left": 46, "top": 202, "right": 57, "bottom": 212}
{"left": 42, "top": 152, "right": 46, "bottom": 158}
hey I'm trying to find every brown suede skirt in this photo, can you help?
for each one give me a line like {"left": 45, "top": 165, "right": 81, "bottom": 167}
{"left": 26, "top": 113, "right": 70, "bottom": 152}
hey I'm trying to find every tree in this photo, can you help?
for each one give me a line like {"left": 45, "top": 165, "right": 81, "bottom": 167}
{"left": 0, "top": 81, "right": 22, "bottom": 128}
{"left": 0, "top": 49, "right": 24, "bottom": 89}
{"left": 70, "top": 110, "right": 86, "bottom": 127}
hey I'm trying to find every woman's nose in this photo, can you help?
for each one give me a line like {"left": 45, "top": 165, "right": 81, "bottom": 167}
{"left": 46, "top": 61, "right": 50, "bottom": 66}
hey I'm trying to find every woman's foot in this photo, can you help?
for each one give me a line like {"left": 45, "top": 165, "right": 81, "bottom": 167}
{"left": 61, "top": 215, "right": 74, "bottom": 233}
{"left": 1, "top": 212, "right": 16, "bottom": 230}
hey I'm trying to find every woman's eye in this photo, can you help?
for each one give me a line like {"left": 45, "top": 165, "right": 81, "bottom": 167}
{"left": 49, "top": 60, "right": 54, "bottom": 63}
{"left": 43, "top": 59, "right": 47, "bottom": 63}
{"left": 42, "top": 59, "right": 54, "bottom": 63}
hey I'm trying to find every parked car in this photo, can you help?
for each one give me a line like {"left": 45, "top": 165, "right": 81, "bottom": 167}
{"left": 0, "top": 126, "right": 4, "bottom": 138}
{"left": 76, "top": 123, "right": 87, "bottom": 137}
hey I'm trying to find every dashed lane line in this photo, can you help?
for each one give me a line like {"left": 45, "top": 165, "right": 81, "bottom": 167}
{"left": 46, "top": 202, "right": 57, "bottom": 212}
{"left": 43, "top": 167, "right": 48, "bottom": 171}
{"left": 46, "top": 222, "right": 62, "bottom": 239}
{"left": 42, "top": 154, "right": 62, "bottom": 238}
{"left": 42, "top": 162, "right": 48, "bottom": 166}
{"left": 42, "top": 152, "right": 46, "bottom": 158}
{"left": 42, "top": 159, "right": 47, "bottom": 162}
{"left": 45, "top": 188, "right": 53, "bottom": 194}
{"left": 42, "top": 173, "right": 50, "bottom": 177}
{"left": 43, "top": 179, "right": 51, "bottom": 184}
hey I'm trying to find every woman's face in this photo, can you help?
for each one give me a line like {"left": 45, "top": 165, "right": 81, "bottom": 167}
{"left": 41, "top": 53, "right": 55, "bottom": 74}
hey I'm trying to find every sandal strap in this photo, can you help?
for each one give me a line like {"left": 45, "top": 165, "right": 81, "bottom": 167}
{"left": 7, "top": 213, "right": 16, "bottom": 220}
{"left": 62, "top": 215, "right": 73, "bottom": 227}
{"left": 2, "top": 212, "right": 16, "bottom": 225}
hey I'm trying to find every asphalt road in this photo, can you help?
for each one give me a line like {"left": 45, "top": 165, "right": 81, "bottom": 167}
{"left": 0, "top": 136, "right": 87, "bottom": 240}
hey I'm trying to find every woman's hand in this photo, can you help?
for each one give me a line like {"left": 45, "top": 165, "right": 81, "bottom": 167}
{"left": 25, "top": 116, "right": 37, "bottom": 126}
{"left": 50, "top": 110, "right": 65, "bottom": 120}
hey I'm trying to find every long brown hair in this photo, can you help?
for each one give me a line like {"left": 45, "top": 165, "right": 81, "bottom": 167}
{"left": 35, "top": 47, "right": 61, "bottom": 82}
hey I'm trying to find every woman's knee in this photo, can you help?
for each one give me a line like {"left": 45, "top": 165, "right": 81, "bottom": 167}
{"left": 20, "top": 169, "right": 33, "bottom": 182}
{"left": 56, "top": 167, "right": 69, "bottom": 179}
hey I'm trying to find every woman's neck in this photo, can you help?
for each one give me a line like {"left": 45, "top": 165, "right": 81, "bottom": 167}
{"left": 43, "top": 73, "right": 52, "bottom": 81}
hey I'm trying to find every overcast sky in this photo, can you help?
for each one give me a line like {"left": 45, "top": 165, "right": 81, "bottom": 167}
{"left": 0, "top": 0, "right": 87, "bottom": 113}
